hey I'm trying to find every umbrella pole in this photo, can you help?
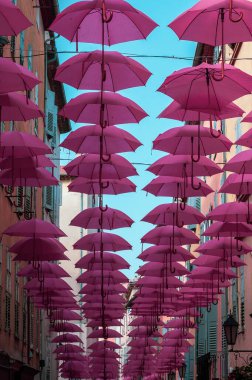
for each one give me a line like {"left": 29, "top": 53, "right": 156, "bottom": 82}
{"left": 190, "top": 158, "right": 201, "bottom": 190}
{"left": 229, "top": 0, "right": 243, "bottom": 22}
{"left": 190, "top": 125, "right": 201, "bottom": 163}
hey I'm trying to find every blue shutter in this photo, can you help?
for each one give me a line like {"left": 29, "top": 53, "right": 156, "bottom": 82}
{"left": 46, "top": 90, "right": 57, "bottom": 142}
{"left": 197, "top": 309, "right": 207, "bottom": 358}
{"left": 207, "top": 304, "right": 217, "bottom": 355}
{"left": 235, "top": 118, "right": 242, "bottom": 154}
{"left": 185, "top": 346, "right": 195, "bottom": 380}
{"left": 27, "top": 44, "right": 32, "bottom": 71}
{"left": 220, "top": 172, "right": 227, "bottom": 204}
{"left": 19, "top": 31, "right": 25, "bottom": 65}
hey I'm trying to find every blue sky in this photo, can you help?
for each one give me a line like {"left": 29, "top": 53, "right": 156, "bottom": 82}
{"left": 57, "top": 0, "right": 198, "bottom": 277}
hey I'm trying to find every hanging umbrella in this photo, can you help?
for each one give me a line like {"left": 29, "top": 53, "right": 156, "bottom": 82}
{"left": 82, "top": 294, "right": 124, "bottom": 303}
{"left": 17, "top": 263, "right": 70, "bottom": 278}
{"left": 195, "top": 237, "right": 252, "bottom": 255}
{"left": 49, "top": 0, "right": 157, "bottom": 45}
{"left": 158, "top": 100, "right": 244, "bottom": 121}
{"left": 88, "top": 341, "right": 121, "bottom": 350}
{"left": 75, "top": 252, "right": 129, "bottom": 270}
{"left": 87, "top": 319, "right": 123, "bottom": 327}
{"left": 0, "top": 131, "right": 52, "bottom": 158}
{"left": 219, "top": 173, "right": 252, "bottom": 195}
{"left": 3, "top": 219, "right": 65, "bottom": 238}
{"left": 0, "top": 93, "right": 44, "bottom": 121}
{"left": 141, "top": 225, "right": 199, "bottom": 246}
{"left": 60, "top": 124, "right": 142, "bottom": 155}
{"left": 202, "top": 221, "right": 252, "bottom": 238}
{"left": 59, "top": 92, "right": 148, "bottom": 125}
{"left": 137, "top": 262, "right": 190, "bottom": 277}
{"left": 80, "top": 283, "right": 126, "bottom": 294}
{"left": 54, "top": 344, "right": 84, "bottom": 354}
{"left": 136, "top": 276, "right": 184, "bottom": 288}
{"left": 24, "top": 277, "right": 72, "bottom": 290}
{"left": 10, "top": 237, "right": 67, "bottom": 260}
{"left": 138, "top": 246, "right": 195, "bottom": 263}
{"left": 153, "top": 125, "right": 232, "bottom": 161}
{"left": 77, "top": 270, "right": 128, "bottom": 284}
{"left": 223, "top": 150, "right": 252, "bottom": 173}
{"left": 88, "top": 328, "right": 122, "bottom": 339}
{"left": 51, "top": 310, "right": 82, "bottom": 321}
{"left": 0, "top": 167, "right": 58, "bottom": 187}
{"left": 69, "top": 177, "right": 136, "bottom": 195}
{"left": 55, "top": 50, "right": 151, "bottom": 91}
{"left": 64, "top": 154, "right": 138, "bottom": 179}
{"left": 51, "top": 323, "right": 83, "bottom": 333}
{"left": 51, "top": 334, "right": 83, "bottom": 344}
{"left": 0, "top": 57, "right": 40, "bottom": 93}
{"left": 207, "top": 201, "right": 252, "bottom": 222}
{"left": 235, "top": 128, "right": 252, "bottom": 148}
{"left": 168, "top": 0, "right": 252, "bottom": 75}
{"left": 0, "top": 155, "right": 55, "bottom": 170}
{"left": 0, "top": 0, "right": 32, "bottom": 35}
{"left": 56, "top": 353, "right": 86, "bottom": 361}
{"left": 73, "top": 232, "right": 132, "bottom": 251}
{"left": 242, "top": 110, "right": 252, "bottom": 123}
{"left": 142, "top": 203, "right": 205, "bottom": 227}
{"left": 70, "top": 206, "right": 134, "bottom": 230}
{"left": 192, "top": 255, "right": 245, "bottom": 269}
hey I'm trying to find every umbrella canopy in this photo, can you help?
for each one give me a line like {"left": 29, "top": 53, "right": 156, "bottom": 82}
{"left": 0, "top": 57, "right": 40, "bottom": 93}
{"left": 52, "top": 323, "right": 83, "bottom": 333}
{"left": 88, "top": 341, "right": 121, "bottom": 350}
{"left": 147, "top": 154, "right": 222, "bottom": 177}
{"left": 54, "top": 344, "right": 84, "bottom": 354}
{"left": 24, "top": 278, "right": 72, "bottom": 291}
{"left": 169, "top": 0, "right": 252, "bottom": 46}
{"left": 0, "top": 155, "right": 55, "bottom": 170}
{"left": 10, "top": 237, "right": 67, "bottom": 260}
{"left": 70, "top": 207, "right": 134, "bottom": 230}
{"left": 55, "top": 50, "right": 151, "bottom": 91}
{"left": 73, "top": 232, "right": 132, "bottom": 251}
{"left": 207, "top": 201, "right": 252, "bottom": 222}
{"left": 219, "top": 173, "right": 252, "bottom": 195}
{"left": 17, "top": 262, "right": 70, "bottom": 279}
{"left": 159, "top": 100, "right": 244, "bottom": 121}
{"left": 143, "top": 176, "right": 213, "bottom": 197}
{"left": 0, "top": 131, "right": 52, "bottom": 158}
{"left": 76, "top": 252, "right": 130, "bottom": 270}
{"left": 51, "top": 334, "right": 83, "bottom": 344}
{"left": 137, "top": 262, "right": 190, "bottom": 277}
{"left": 49, "top": 0, "right": 157, "bottom": 45}
{"left": 0, "top": 93, "right": 44, "bottom": 121}
{"left": 195, "top": 237, "right": 252, "bottom": 255}
{"left": 141, "top": 226, "right": 199, "bottom": 245}
{"left": 158, "top": 63, "right": 252, "bottom": 110}
{"left": 139, "top": 245, "right": 195, "bottom": 262}
{"left": 142, "top": 203, "right": 205, "bottom": 226}
{"left": 51, "top": 310, "right": 82, "bottom": 321}
{"left": 223, "top": 150, "right": 252, "bottom": 173}
{"left": 77, "top": 269, "right": 128, "bottom": 284}
{"left": 202, "top": 221, "right": 252, "bottom": 238}
{"left": 64, "top": 153, "right": 138, "bottom": 179}
{"left": 88, "top": 328, "right": 122, "bottom": 339}
{"left": 236, "top": 128, "right": 252, "bottom": 148}
{"left": 3, "top": 219, "right": 65, "bottom": 238}
{"left": 0, "top": 167, "right": 58, "bottom": 187}
{"left": 69, "top": 177, "right": 136, "bottom": 195}
{"left": 60, "top": 125, "right": 142, "bottom": 155}
{"left": 0, "top": 0, "right": 32, "bottom": 36}
{"left": 59, "top": 92, "right": 148, "bottom": 125}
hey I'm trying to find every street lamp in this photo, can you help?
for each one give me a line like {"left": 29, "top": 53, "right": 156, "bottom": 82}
{"left": 223, "top": 314, "right": 239, "bottom": 346}
{"left": 178, "top": 363, "right": 187, "bottom": 379}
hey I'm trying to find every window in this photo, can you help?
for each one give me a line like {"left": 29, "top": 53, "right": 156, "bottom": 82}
{"left": 14, "top": 301, "right": 19, "bottom": 338}
{"left": 6, "top": 249, "right": 11, "bottom": 293}
{"left": 23, "top": 295, "right": 27, "bottom": 342}
{"left": 5, "top": 292, "right": 11, "bottom": 332}
{"left": 19, "top": 31, "right": 25, "bottom": 66}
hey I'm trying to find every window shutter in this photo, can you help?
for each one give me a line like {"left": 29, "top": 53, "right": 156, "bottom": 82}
{"left": 185, "top": 346, "right": 195, "bottom": 380}
{"left": 197, "top": 309, "right": 207, "bottom": 358}
{"left": 46, "top": 90, "right": 58, "bottom": 141}
{"left": 44, "top": 185, "right": 54, "bottom": 211}
{"left": 235, "top": 118, "right": 242, "bottom": 154}
{"left": 220, "top": 172, "right": 227, "bottom": 204}
{"left": 207, "top": 304, "right": 217, "bottom": 355}
{"left": 27, "top": 44, "right": 32, "bottom": 71}
{"left": 19, "top": 31, "right": 25, "bottom": 66}
{"left": 240, "top": 264, "right": 245, "bottom": 330}
{"left": 232, "top": 270, "right": 239, "bottom": 321}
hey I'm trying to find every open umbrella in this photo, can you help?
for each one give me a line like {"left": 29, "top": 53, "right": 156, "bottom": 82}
{"left": 73, "top": 232, "right": 132, "bottom": 251}
{"left": 49, "top": 0, "right": 157, "bottom": 46}
{"left": 207, "top": 201, "right": 252, "bottom": 223}
{"left": 52, "top": 334, "right": 83, "bottom": 344}
{"left": 223, "top": 150, "right": 252, "bottom": 173}
{"left": 3, "top": 219, "right": 65, "bottom": 238}
{"left": 88, "top": 328, "right": 122, "bottom": 339}
{"left": 0, "top": 156, "right": 55, "bottom": 170}
{"left": 76, "top": 252, "right": 129, "bottom": 270}
{"left": 59, "top": 92, "right": 148, "bottom": 125}
{"left": 0, "top": 0, "right": 32, "bottom": 35}
{"left": 51, "top": 323, "right": 83, "bottom": 333}
{"left": 17, "top": 263, "right": 70, "bottom": 279}
{"left": 0, "top": 167, "right": 58, "bottom": 187}
{"left": 55, "top": 50, "right": 151, "bottom": 91}
{"left": 0, "top": 93, "right": 44, "bottom": 121}
{"left": 60, "top": 125, "right": 142, "bottom": 155}
{"left": 69, "top": 177, "right": 136, "bottom": 195}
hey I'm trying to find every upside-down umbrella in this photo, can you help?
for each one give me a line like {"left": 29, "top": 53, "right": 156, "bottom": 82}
{"left": 153, "top": 124, "right": 232, "bottom": 161}
{"left": 74, "top": 232, "right": 132, "bottom": 251}
{"left": 3, "top": 218, "right": 66, "bottom": 238}
{"left": 49, "top": 0, "right": 157, "bottom": 45}
{"left": 76, "top": 252, "right": 130, "bottom": 270}
{"left": 0, "top": 0, "right": 32, "bottom": 35}
{"left": 0, "top": 131, "right": 52, "bottom": 157}
{"left": 223, "top": 150, "right": 252, "bottom": 173}
{"left": 55, "top": 50, "right": 151, "bottom": 91}
{"left": 158, "top": 100, "right": 244, "bottom": 122}
{"left": 0, "top": 167, "right": 58, "bottom": 187}
{"left": 0, "top": 58, "right": 40, "bottom": 93}
{"left": 59, "top": 92, "right": 148, "bottom": 125}
{"left": 70, "top": 206, "right": 134, "bottom": 230}
{"left": 69, "top": 177, "right": 136, "bottom": 195}
{"left": 60, "top": 125, "right": 142, "bottom": 155}
{"left": 142, "top": 203, "right": 205, "bottom": 227}
{"left": 64, "top": 153, "right": 138, "bottom": 179}
{"left": 0, "top": 93, "right": 44, "bottom": 121}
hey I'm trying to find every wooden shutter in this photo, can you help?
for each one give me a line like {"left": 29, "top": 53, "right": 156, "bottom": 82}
{"left": 207, "top": 304, "right": 217, "bottom": 355}
{"left": 45, "top": 90, "right": 57, "bottom": 140}
{"left": 197, "top": 309, "right": 207, "bottom": 358}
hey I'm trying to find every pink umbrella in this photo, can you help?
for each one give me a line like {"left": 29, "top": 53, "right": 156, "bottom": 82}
{"left": 158, "top": 63, "right": 252, "bottom": 115}
{"left": 3, "top": 218, "right": 65, "bottom": 238}
{"left": 0, "top": 58, "right": 40, "bottom": 93}
{"left": 60, "top": 124, "right": 142, "bottom": 155}
{"left": 223, "top": 150, "right": 252, "bottom": 173}
{"left": 153, "top": 125, "right": 232, "bottom": 160}
{"left": 54, "top": 344, "right": 84, "bottom": 354}
{"left": 137, "top": 262, "right": 190, "bottom": 277}
{"left": 0, "top": 93, "right": 44, "bottom": 121}
{"left": 89, "top": 341, "right": 121, "bottom": 350}
{"left": 236, "top": 128, "right": 252, "bottom": 148}
{"left": 74, "top": 232, "right": 132, "bottom": 251}
{"left": 70, "top": 207, "right": 133, "bottom": 230}
{"left": 139, "top": 245, "right": 195, "bottom": 262}
{"left": 0, "top": 0, "right": 32, "bottom": 35}
{"left": 192, "top": 255, "right": 245, "bottom": 269}
{"left": 24, "top": 278, "right": 72, "bottom": 291}
{"left": 141, "top": 226, "right": 199, "bottom": 246}
{"left": 87, "top": 319, "right": 122, "bottom": 327}
{"left": 77, "top": 270, "right": 128, "bottom": 284}
{"left": 49, "top": 0, "right": 157, "bottom": 45}
{"left": 0, "top": 155, "right": 55, "bottom": 170}
{"left": 82, "top": 294, "right": 124, "bottom": 303}
{"left": 219, "top": 173, "right": 252, "bottom": 195}
{"left": 0, "top": 167, "right": 58, "bottom": 187}
{"left": 69, "top": 177, "right": 136, "bottom": 195}
{"left": 59, "top": 92, "right": 148, "bottom": 125}
{"left": 80, "top": 283, "right": 126, "bottom": 294}
{"left": 75, "top": 252, "right": 129, "bottom": 270}
{"left": 51, "top": 310, "right": 82, "bottom": 321}
{"left": 52, "top": 334, "right": 83, "bottom": 344}
{"left": 17, "top": 263, "right": 70, "bottom": 278}
{"left": 143, "top": 176, "right": 213, "bottom": 199}
{"left": 90, "top": 351, "right": 120, "bottom": 358}
{"left": 159, "top": 100, "right": 244, "bottom": 122}
{"left": 136, "top": 276, "right": 184, "bottom": 288}
{"left": 202, "top": 221, "right": 252, "bottom": 238}
{"left": 142, "top": 203, "right": 205, "bottom": 227}
{"left": 88, "top": 328, "right": 122, "bottom": 339}
{"left": 64, "top": 154, "right": 138, "bottom": 179}
{"left": 195, "top": 237, "right": 252, "bottom": 256}
{"left": 56, "top": 353, "right": 86, "bottom": 361}
{"left": 0, "top": 131, "right": 52, "bottom": 158}
{"left": 51, "top": 323, "right": 83, "bottom": 333}
{"left": 242, "top": 110, "right": 252, "bottom": 123}
{"left": 207, "top": 201, "right": 252, "bottom": 223}
{"left": 189, "top": 267, "right": 238, "bottom": 280}
{"left": 55, "top": 50, "right": 151, "bottom": 91}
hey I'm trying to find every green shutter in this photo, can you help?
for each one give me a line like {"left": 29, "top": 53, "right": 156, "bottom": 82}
{"left": 27, "top": 44, "right": 32, "bottom": 71}
{"left": 187, "top": 197, "right": 201, "bottom": 230}
{"left": 185, "top": 346, "right": 195, "bottom": 380}
{"left": 232, "top": 270, "right": 239, "bottom": 321}
{"left": 46, "top": 90, "right": 58, "bottom": 143}
{"left": 19, "top": 31, "right": 25, "bottom": 66}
